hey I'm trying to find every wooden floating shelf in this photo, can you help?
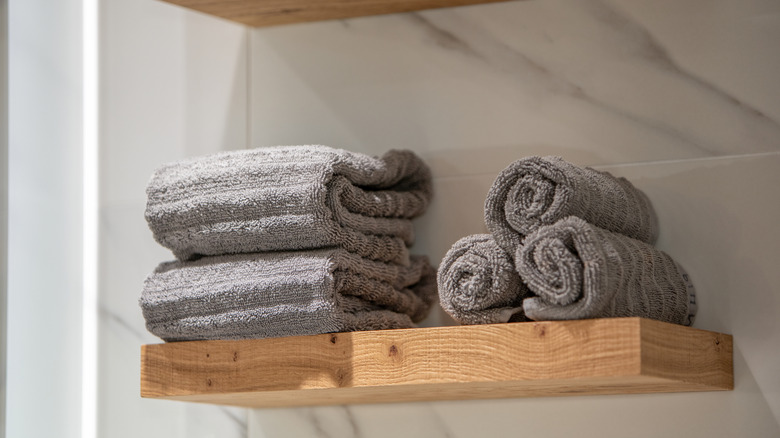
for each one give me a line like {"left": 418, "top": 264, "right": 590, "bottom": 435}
{"left": 158, "top": 0, "right": 514, "bottom": 27}
{"left": 141, "top": 317, "right": 733, "bottom": 408}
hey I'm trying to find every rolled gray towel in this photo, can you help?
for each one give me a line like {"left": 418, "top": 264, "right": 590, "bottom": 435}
{"left": 145, "top": 145, "right": 433, "bottom": 263}
{"left": 516, "top": 216, "right": 692, "bottom": 325}
{"left": 438, "top": 234, "right": 530, "bottom": 324}
{"left": 484, "top": 156, "right": 658, "bottom": 257}
{"left": 140, "top": 250, "right": 438, "bottom": 342}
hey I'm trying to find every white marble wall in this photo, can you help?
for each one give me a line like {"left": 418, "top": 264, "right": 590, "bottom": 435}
{"left": 244, "top": 0, "right": 780, "bottom": 436}
{"left": 98, "top": 0, "right": 780, "bottom": 436}
{"left": 98, "top": 0, "right": 249, "bottom": 436}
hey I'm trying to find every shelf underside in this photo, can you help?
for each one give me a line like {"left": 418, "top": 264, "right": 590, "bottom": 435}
{"left": 158, "top": 0, "right": 514, "bottom": 27}
{"left": 141, "top": 318, "right": 733, "bottom": 407}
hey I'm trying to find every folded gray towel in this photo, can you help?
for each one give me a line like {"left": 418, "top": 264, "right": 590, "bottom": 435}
{"left": 145, "top": 145, "right": 433, "bottom": 263}
{"left": 516, "top": 216, "right": 692, "bottom": 325}
{"left": 438, "top": 234, "right": 530, "bottom": 325}
{"left": 484, "top": 156, "right": 658, "bottom": 257}
{"left": 139, "top": 249, "right": 438, "bottom": 342}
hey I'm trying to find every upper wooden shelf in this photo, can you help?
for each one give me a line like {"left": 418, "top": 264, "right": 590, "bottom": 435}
{"left": 141, "top": 318, "right": 732, "bottom": 408}
{"left": 158, "top": 0, "right": 514, "bottom": 27}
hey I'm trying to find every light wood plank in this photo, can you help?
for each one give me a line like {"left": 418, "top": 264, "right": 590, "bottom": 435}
{"left": 158, "top": 0, "right": 516, "bottom": 27}
{"left": 141, "top": 318, "right": 733, "bottom": 407}
{"left": 639, "top": 318, "right": 733, "bottom": 387}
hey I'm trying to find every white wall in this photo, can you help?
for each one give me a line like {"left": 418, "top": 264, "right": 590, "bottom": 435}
{"left": 97, "top": 0, "right": 249, "bottom": 437}
{"left": 94, "top": 0, "right": 780, "bottom": 437}
{"left": 245, "top": 0, "right": 780, "bottom": 436}
{"left": 6, "top": 0, "right": 84, "bottom": 437}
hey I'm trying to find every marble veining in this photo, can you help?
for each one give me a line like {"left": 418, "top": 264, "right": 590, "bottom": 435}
{"left": 250, "top": 404, "right": 461, "bottom": 438}
{"left": 99, "top": 304, "right": 148, "bottom": 342}
{"left": 307, "top": 406, "right": 361, "bottom": 438}
{"left": 219, "top": 406, "right": 250, "bottom": 435}
{"left": 408, "top": 1, "right": 780, "bottom": 156}
{"left": 250, "top": 0, "right": 780, "bottom": 174}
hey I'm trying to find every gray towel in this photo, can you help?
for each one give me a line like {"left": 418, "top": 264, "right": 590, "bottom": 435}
{"left": 145, "top": 145, "right": 433, "bottom": 264}
{"left": 516, "top": 216, "right": 692, "bottom": 325}
{"left": 438, "top": 234, "right": 530, "bottom": 325}
{"left": 484, "top": 156, "right": 658, "bottom": 257}
{"left": 140, "top": 250, "right": 438, "bottom": 342}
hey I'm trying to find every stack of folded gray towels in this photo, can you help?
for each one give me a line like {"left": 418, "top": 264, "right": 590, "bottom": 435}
{"left": 438, "top": 156, "right": 697, "bottom": 326}
{"left": 140, "top": 145, "right": 438, "bottom": 342}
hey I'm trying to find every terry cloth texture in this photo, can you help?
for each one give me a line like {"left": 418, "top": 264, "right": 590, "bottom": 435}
{"left": 516, "top": 216, "right": 691, "bottom": 325}
{"left": 145, "top": 145, "right": 433, "bottom": 264}
{"left": 140, "top": 250, "right": 438, "bottom": 342}
{"left": 484, "top": 156, "right": 658, "bottom": 257}
{"left": 438, "top": 234, "right": 530, "bottom": 325}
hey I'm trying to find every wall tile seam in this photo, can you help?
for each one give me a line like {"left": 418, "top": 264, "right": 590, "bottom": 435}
{"left": 588, "top": 151, "right": 780, "bottom": 170}
{"left": 428, "top": 151, "right": 780, "bottom": 181}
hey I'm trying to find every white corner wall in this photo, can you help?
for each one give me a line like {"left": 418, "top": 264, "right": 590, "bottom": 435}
{"left": 97, "top": 0, "right": 249, "bottom": 437}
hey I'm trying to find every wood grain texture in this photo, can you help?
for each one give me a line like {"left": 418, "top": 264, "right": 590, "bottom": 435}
{"left": 140, "top": 318, "right": 733, "bottom": 407}
{"left": 157, "top": 0, "right": 516, "bottom": 27}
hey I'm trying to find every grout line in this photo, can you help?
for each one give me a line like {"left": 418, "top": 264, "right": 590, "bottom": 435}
{"left": 588, "top": 151, "right": 780, "bottom": 170}
{"left": 429, "top": 151, "right": 780, "bottom": 180}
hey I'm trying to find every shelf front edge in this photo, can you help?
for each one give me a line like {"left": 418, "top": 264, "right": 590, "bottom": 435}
{"left": 140, "top": 318, "right": 733, "bottom": 407}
